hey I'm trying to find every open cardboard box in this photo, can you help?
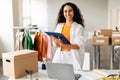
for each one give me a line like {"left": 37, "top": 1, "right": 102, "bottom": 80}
{"left": 100, "top": 29, "right": 112, "bottom": 37}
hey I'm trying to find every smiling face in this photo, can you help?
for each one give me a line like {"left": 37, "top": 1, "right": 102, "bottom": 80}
{"left": 63, "top": 5, "right": 74, "bottom": 23}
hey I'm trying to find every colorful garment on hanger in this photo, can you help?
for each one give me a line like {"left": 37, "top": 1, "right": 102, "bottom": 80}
{"left": 27, "top": 32, "right": 33, "bottom": 50}
{"left": 34, "top": 32, "right": 43, "bottom": 61}
{"left": 34, "top": 32, "right": 53, "bottom": 61}
{"left": 15, "top": 30, "right": 20, "bottom": 50}
{"left": 44, "top": 33, "right": 53, "bottom": 61}
{"left": 22, "top": 29, "right": 33, "bottom": 50}
{"left": 15, "top": 30, "right": 23, "bottom": 50}
{"left": 22, "top": 30, "right": 28, "bottom": 49}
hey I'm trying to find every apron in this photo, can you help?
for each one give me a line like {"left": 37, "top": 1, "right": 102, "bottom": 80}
{"left": 52, "top": 49, "right": 81, "bottom": 71}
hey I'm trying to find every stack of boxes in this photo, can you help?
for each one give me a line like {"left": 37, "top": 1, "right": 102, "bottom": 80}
{"left": 92, "top": 29, "right": 120, "bottom": 45}
{"left": 112, "top": 31, "right": 120, "bottom": 45}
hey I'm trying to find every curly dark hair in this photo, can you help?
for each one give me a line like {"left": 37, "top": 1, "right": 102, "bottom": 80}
{"left": 56, "top": 2, "right": 85, "bottom": 27}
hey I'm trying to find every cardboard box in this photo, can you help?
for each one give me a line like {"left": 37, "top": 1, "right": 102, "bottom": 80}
{"left": 2, "top": 50, "right": 38, "bottom": 79}
{"left": 112, "top": 37, "right": 120, "bottom": 45}
{"left": 112, "top": 32, "right": 120, "bottom": 37}
{"left": 92, "top": 36, "right": 110, "bottom": 45}
{"left": 101, "top": 29, "right": 112, "bottom": 37}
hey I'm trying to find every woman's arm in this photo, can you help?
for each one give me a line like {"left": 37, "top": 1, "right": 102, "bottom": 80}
{"left": 51, "top": 36, "right": 80, "bottom": 50}
{"left": 61, "top": 44, "right": 80, "bottom": 50}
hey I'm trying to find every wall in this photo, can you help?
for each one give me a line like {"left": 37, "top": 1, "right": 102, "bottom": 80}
{"left": 12, "top": 0, "right": 22, "bottom": 26}
{"left": 47, "top": 0, "right": 108, "bottom": 31}
{"left": 108, "top": 0, "right": 120, "bottom": 8}
{"left": 0, "top": 0, "right": 14, "bottom": 58}
{"left": 12, "top": 0, "right": 108, "bottom": 31}
{"left": 12, "top": 0, "right": 108, "bottom": 34}
{"left": 108, "top": 0, "right": 120, "bottom": 29}
{"left": 31, "top": 0, "right": 48, "bottom": 27}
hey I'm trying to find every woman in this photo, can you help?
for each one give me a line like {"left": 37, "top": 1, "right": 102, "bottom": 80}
{"left": 52, "top": 2, "right": 86, "bottom": 71}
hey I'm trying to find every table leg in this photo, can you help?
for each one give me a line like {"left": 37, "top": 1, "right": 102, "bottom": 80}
{"left": 119, "top": 57, "right": 120, "bottom": 69}
{"left": 93, "top": 46, "right": 100, "bottom": 69}
{"left": 96, "top": 46, "right": 100, "bottom": 69}
{"left": 93, "top": 46, "right": 96, "bottom": 69}
{"left": 110, "top": 46, "right": 114, "bottom": 69}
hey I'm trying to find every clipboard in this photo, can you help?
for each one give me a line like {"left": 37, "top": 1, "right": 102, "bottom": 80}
{"left": 45, "top": 32, "right": 70, "bottom": 44}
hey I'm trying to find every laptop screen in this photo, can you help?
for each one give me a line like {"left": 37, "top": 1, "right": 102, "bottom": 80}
{"left": 46, "top": 63, "right": 80, "bottom": 80}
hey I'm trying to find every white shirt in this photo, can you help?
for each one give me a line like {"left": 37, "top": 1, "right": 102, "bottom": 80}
{"left": 52, "top": 22, "right": 86, "bottom": 71}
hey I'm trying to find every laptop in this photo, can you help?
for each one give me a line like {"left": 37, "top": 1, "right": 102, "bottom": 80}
{"left": 46, "top": 63, "right": 81, "bottom": 80}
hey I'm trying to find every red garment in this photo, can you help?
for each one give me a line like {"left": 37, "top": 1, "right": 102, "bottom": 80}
{"left": 34, "top": 32, "right": 43, "bottom": 61}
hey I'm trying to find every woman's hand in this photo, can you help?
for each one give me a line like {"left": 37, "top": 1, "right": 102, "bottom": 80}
{"left": 51, "top": 35, "right": 80, "bottom": 50}
{"left": 51, "top": 36, "right": 63, "bottom": 47}
{"left": 57, "top": 37, "right": 63, "bottom": 46}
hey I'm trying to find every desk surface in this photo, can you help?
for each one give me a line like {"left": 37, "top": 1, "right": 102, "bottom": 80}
{"left": 79, "top": 69, "right": 120, "bottom": 80}
{"left": 8, "top": 69, "right": 120, "bottom": 80}
{"left": 8, "top": 69, "right": 57, "bottom": 80}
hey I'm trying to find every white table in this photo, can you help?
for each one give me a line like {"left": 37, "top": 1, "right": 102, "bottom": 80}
{"left": 8, "top": 69, "right": 57, "bottom": 80}
{"left": 8, "top": 69, "right": 120, "bottom": 80}
{"left": 8, "top": 69, "right": 88, "bottom": 80}
{"left": 79, "top": 69, "right": 120, "bottom": 80}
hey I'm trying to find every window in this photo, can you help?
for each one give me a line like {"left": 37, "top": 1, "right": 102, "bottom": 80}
{"left": 22, "top": 0, "right": 31, "bottom": 26}
{"left": 22, "top": 0, "right": 48, "bottom": 27}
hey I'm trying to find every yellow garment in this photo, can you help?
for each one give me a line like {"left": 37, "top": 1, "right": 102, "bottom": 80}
{"left": 61, "top": 23, "right": 71, "bottom": 51}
